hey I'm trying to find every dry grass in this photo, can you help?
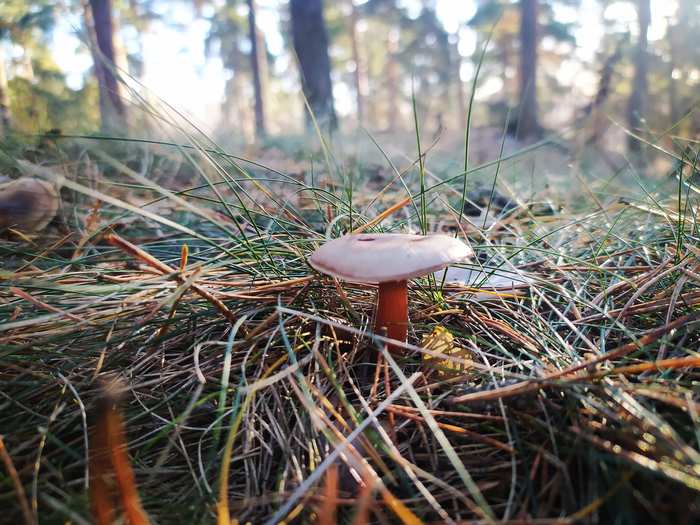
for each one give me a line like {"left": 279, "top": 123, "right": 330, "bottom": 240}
{"left": 1, "top": 131, "right": 699, "bottom": 525}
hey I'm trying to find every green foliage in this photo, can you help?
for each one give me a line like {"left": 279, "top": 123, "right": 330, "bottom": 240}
{"left": 0, "top": 0, "right": 55, "bottom": 42}
{"left": 9, "top": 78, "right": 99, "bottom": 134}
{"left": 1, "top": 0, "right": 100, "bottom": 135}
{"left": 205, "top": 1, "right": 249, "bottom": 71}
{"left": 6, "top": 47, "right": 99, "bottom": 134}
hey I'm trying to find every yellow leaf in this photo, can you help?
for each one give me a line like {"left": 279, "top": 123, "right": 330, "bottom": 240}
{"left": 421, "top": 326, "right": 471, "bottom": 375}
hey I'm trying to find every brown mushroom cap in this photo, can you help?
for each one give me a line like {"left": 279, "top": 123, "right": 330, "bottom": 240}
{"left": 309, "top": 233, "right": 473, "bottom": 284}
{"left": 0, "top": 178, "right": 59, "bottom": 233}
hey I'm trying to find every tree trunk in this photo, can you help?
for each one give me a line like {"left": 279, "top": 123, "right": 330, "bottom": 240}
{"left": 667, "top": 25, "right": 679, "bottom": 125}
{"left": 581, "top": 42, "right": 623, "bottom": 144}
{"left": 349, "top": 0, "right": 365, "bottom": 126}
{"left": 246, "top": 0, "right": 266, "bottom": 140}
{"left": 501, "top": 37, "right": 511, "bottom": 102}
{"left": 88, "top": 0, "right": 127, "bottom": 132}
{"left": 290, "top": 0, "right": 337, "bottom": 132}
{"left": 386, "top": 29, "right": 400, "bottom": 131}
{"left": 0, "top": 45, "right": 11, "bottom": 137}
{"left": 517, "top": 0, "right": 540, "bottom": 140}
{"left": 627, "top": 0, "right": 650, "bottom": 152}
{"left": 256, "top": 16, "right": 271, "bottom": 132}
{"left": 456, "top": 47, "right": 466, "bottom": 126}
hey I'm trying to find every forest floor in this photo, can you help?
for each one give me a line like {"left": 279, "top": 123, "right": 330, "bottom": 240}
{"left": 1, "top": 128, "right": 699, "bottom": 524}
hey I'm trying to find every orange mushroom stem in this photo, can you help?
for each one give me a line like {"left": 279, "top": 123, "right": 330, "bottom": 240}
{"left": 375, "top": 280, "right": 408, "bottom": 352}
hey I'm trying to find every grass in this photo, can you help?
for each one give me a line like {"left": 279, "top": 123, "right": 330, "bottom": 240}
{"left": 1, "top": 116, "right": 700, "bottom": 525}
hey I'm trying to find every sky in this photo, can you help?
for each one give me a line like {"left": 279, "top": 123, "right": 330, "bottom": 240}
{"left": 42, "top": 0, "right": 677, "bottom": 129}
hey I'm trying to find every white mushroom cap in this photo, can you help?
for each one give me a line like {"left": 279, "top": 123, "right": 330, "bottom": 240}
{"left": 309, "top": 233, "right": 473, "bottom": 284}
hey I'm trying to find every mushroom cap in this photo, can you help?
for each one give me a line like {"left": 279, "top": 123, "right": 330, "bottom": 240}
{"left": 0, "top": 178, "right": 59, "bottom": 233}
{"left": 309, "top": 233, "right": 473, "bottom": 284}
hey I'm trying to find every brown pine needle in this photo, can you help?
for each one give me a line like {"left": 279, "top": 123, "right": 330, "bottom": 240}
{"left": 179, "top": 243, "right": 189, "bottom": 272}
{"left": 350, "top": 482, "right": 375, "bottom": 525}
{"left": 318, "top": 464, "right": 339, "bottom": 525}
{"left": 593, "top": 355, "right": 700, "bottom": 377}
{"left": 0, "top": 435, "right": 34, "bottom": 525}
{"left": 89, "top": 401, "right": 119, "bottom": 525}
{"left": 379, "top": 488, "right": 424, "bottom": 525}
{"left": 106, "top": 233, "right": 238, "bottom": 323}
{"left": 105, "top": 405, "right": 150, "bottom": 525}
{"left": 90, "top": 388, "right": 150, "bottom": 525}
{"left": 352, "top": 196, "right": 412, "bottom": 234}
{"left": 386, "top": 407, "right": 514, "bottom": 454}
{"left": 10, "top": 287, "right": 84, "bottom": 323}
{"left": 451, "top": 311, "right": 700, "bottom": 404}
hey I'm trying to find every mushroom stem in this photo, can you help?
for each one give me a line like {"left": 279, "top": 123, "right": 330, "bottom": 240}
{"left": 375, "top": 280, "right": 408, "bottom": 352}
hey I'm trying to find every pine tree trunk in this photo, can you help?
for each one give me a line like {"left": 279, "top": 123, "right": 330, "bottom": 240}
{"left": 88, "top": 0, "right": 127, "bottom": 132}
{"left": 667, "top": 26, "right": 679, "bottom": 126}
{"left": 0, "top": 45, "right": 11, "bottom": 137}
{"left": 290, "top": 0, "right": 337, "bottom": 132}
{"left": 456, "top": 51, "right": 466, "bottom": 126}
{"left": 517, "top": 0, "right": 540, "bottom": 140}
{"left": 582, "top": 43, "right": 623, "bottom": 145}
{"left": 256, "top": 19, "right": 271, "bottom": 131}
{"left": 501, "top": 39, "right": 511, "bottom": 102}
{"left": 627, "top": 0, "right": 650, "bottom": 152}
{"left": 349, "top": 0, "right": 365, "bottom": 126}
{"left": 386, "top": 30, "right": 400, "bottom": 131}
{"left": 247, "top": 0, "right": 266, "bottom": 140}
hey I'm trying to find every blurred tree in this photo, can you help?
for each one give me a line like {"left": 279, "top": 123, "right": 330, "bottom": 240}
{"left": 666, "top": 18, "right": 679, "bottom": 126}
{"left": 0, "top": 1, "right": 56, "bottom": 136}
{"left": 579, "top": 37, "right": 624, "bottom": 145}
{"left": 664, "top": 0, "right": 700, "bottom": 134}
{"left": 518, "top": 0, "right": 541, "bottom": 139}
{"left": 0, "top": 1, "right": 98, "bottom": 135}
{"left": 206, "top": 0, "right": 274, "bottom": 141}
{"left": 118, "top": 0, "right": 161, "bottom": 82}
{"left": 330, "top": 0, "right": 401, "bottom": 129}
{"left": 356, "top": 0, "right": 456, "bottom": 131}
{"left": 348, "top": 0, "right": 366, "bottom": 126}
{"left": 341, "top": 0, "right": 401, "bottom": 129}
{"left": 290, "top": 0, "right": 337, "bottom": 131}
{"left": 87, "top": 0, "right": 127, "bottom": 132}
{"left": 469, "top": 0, "right": 577, "bottom": 136}
{"left": 626, "top": 0, "right": 650, "bottom": 152}
{"left": 320, "top": 0, "right": 362, "bottom": 126}
{"left": 246, "top": 0, "right": 266, "bottom": 139}
{"left": 206, "top": 0, "right": 252, "bottom": 140}
{"left": 596, "top": 0, "right": 700, "bottom": 143}
{"left": 0, "top": 44, "right": 10, "bottom": 136}
{"left": 397, "top": 5, "right": 453, "bottom": 134}
{"left": 469, "top": 3, "right": 519, "bottom": 109}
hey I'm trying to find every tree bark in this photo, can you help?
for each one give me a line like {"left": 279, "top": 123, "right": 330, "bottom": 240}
{"left": 666, "top": 23, "right": 679, "bottom": 126}
{"left": 517, "top": 0, "right": 540, "bottom": 140}
{"left": 349, "top": 0, "right": 365, "bottom": 126}
{"left": 290, "top": 0, "right": 337, "bottom": 132}
{"left": 386, "top": 29, "right": 400, "bottom": 131}
{"left": 88, "top": 0, "right": 127, "bottom": 132}
{"left": 456, "top": 45, "right": 466, "bottom": 126}
{"left": 246, "top": 0, "right": 266, "bottom": 140}
{"left": 501, "top": 37, "right": 511, "bottom": 102}
{"left": 0, "top": 45, "right": 11, "bottom": 137}
{"left": 627, "top": 0, "right": 650, "bottom": 152}
{"left": 581, "top": 42, "right": 623, "bottom": 144}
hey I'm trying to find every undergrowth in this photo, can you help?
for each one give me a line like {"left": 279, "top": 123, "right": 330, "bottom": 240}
{"left": 1, "top": 121, "right": 700, "bottom": 525}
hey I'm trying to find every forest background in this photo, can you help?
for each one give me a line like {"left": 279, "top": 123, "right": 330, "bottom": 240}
{"left": 2, "top": 0, "right": 698, "bottom": 167}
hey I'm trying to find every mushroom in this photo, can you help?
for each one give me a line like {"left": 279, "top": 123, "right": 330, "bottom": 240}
{"left": 0, "top": 177, "right": 60, "bottom": 233}
{"left": 309, "top": 233, "right": 472, "bottom": 353}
